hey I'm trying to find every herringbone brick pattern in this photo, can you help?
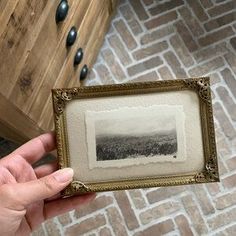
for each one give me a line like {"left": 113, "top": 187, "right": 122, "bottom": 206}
{"left": 28, "top": 0, "right": 236, "bottom": 235}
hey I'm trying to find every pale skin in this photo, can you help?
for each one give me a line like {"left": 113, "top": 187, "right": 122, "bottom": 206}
{"left": 0, "top": 132, "right": 96, "bottom": 236}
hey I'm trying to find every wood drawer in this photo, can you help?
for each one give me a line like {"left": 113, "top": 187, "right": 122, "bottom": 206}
{"left": 39, "top": 0, "right": 117, "bottom": 131}
{"left": 4, "top": 0, "right": 91, "bottom": 111}
{"left": 27, "top": 0, "right": 100, "bottom": 123}
{"left": 0, "top": 0, "right": 118, "bottom": 143}
{"left": 0, "top": 0, "right": 50, "bottom": 97}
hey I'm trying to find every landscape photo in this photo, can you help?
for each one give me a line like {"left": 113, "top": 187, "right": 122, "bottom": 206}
{"left": 95, "top": 115, "right": 178, "bottom": 161}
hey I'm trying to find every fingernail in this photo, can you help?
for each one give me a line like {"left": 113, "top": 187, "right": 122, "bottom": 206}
{"left": 53, "top": 168, "right": 74, "bottom": 183}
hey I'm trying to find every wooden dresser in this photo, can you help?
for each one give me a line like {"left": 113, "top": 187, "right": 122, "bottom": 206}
{"left": 0, "top": 0, "right": 117, "bottom": 143}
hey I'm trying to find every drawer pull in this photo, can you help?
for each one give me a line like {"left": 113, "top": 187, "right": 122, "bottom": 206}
{"left": 80, "top": 65, "right": 88, "bottom": 80}
{"left": 56, "top": 0, "right": 69, "bottom": 23}
{"left": 66, "top": 26, "right": 77, "bottom": 46}
{"left": 74, "top": 48, "right": 83, "bottom": 66}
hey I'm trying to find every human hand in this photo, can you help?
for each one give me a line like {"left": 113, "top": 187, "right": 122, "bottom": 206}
{"left": 0, "top": 132, "right": 95, "bottom": 236}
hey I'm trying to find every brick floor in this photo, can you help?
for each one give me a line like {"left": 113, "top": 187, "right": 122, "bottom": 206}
{"left": 1, "top": 0, "right": 236, "bottom": 235}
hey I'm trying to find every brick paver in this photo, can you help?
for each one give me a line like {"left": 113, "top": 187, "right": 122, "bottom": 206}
{"left": 4, "top": 0, "right": 236, "bottom": 235}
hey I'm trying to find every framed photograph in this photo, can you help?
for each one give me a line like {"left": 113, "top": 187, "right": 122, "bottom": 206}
{"left": 52, "top": 77, "right": 219, "bottom": 197}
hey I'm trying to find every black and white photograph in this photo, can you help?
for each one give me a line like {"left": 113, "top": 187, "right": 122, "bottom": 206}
{"left": 85, "top": 105, "right": 186, "bottom": 169}
{"left": 95, "top": 116, "right": 178, "bottom": 161}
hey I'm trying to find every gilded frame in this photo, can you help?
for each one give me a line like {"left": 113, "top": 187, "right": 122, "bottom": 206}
{"left": 52, "top": 77, "right": 219, "bottom": 197}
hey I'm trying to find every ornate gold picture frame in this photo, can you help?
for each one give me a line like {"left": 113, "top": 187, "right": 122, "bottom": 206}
{"left": 52, "top": 77, "right": 219, "bottom": 197}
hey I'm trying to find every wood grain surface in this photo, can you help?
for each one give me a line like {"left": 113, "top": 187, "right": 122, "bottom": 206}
{"left": 0, "top": 0, "right": 117, "bottom": 143}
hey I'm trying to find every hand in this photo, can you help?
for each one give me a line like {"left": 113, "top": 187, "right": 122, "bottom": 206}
{"left": 0, "top": 132, "right": 95, "bottom": 236}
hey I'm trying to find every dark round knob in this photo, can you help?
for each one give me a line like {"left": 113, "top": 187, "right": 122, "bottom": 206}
{"left": 55, "top": 0, "right": 69, "bottom": 23}
{"left": 74, "top": 48, "right": 83, "bottom": 66}
{"left": 80, "top": 65, "right": 88, "bottom": 80}
{"left": 66, "top": 26, "right": 77, "bottom": 46}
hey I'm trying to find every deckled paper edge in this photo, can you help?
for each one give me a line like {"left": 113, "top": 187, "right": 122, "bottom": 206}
{"left": 85, "top": 105, "right": 186, "bottom": 169}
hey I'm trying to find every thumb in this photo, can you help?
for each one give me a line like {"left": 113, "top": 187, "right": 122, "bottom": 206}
{"left": 12, "top": 168, "right": 74, "bottom": 207}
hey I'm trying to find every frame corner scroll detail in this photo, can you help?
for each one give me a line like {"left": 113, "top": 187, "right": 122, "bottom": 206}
{"left": 71, "top": 181, "right": 91, "bottom": 194}
{"left": 195, "top": 155, "right": 219, "bottom": 183}
{"left": 62, "top": 181, "right": 91, "bottom": 196}
{"left": 184, "top": 77, "right": 211, "bottom": 102}
{"left": 52, "top": 88, "right": 79, "bottom": 115}
{"left": 205, "top": 155, "right": 220, "bottom": 181}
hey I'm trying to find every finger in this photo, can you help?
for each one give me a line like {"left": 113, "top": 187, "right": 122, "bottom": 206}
{"left": 45, "top": 193, "right": 61, "bottom": 201}
{"left": 4, "top": 168, "right": 74, "bottom": 209}
{"left": 0, "top": 166, "right": 17, "bottom": 185}
{"left": 11, "top": 132, "right": 56, "bottom": 164}
{"left": 34, "top": 162, "right": 58, "bottom": 179}
{"left": 44, "top": 193, "right": 96, "bottom": 219}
